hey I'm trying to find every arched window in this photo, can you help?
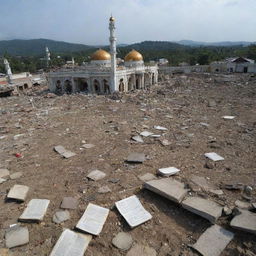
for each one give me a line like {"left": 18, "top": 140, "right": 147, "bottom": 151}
{"left": 94, "top": 79, "right": 100, "bottom": 94}
{"left": 103, "top": 79, "right": 110, "bottom": 94}
{"left": 64, "top": 80, "right": 72, "bottom": 94}
{"left": 119, "top": 78, "right": 124, "bottom": 92}
{"left": 128, "top": 77, "right": 133, "bottom": 91}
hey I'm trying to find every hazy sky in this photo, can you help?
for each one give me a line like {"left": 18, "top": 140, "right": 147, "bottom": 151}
{"left": 1, "top": 0, "right": 256, "bottom": 45}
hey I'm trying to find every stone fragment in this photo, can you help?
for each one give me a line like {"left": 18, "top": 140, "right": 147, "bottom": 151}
{"left": 200, "top": 122, "right": 209, "bottom": 127}
{"left": 208, "top": 99, "right": 217, "bottom": 107}
{"left": 144, "top": 178, "right": 188, "bottom": 203}
{"left": 193, "top": 225, "right": 234, "bottom": 256}
{"left": 54, "top": 145, "right": 76, "bottom": 159}
{"left": 230, "top": 210, "right": 256, "bottom": 234}
{"left": 76, "top": 203, "right": 109, "bottom": 235}
{"left": 160, "top": 139, "right": 171, "bottom": 146}
{"left": 5, "top": 225, "right": 29, "bottom": 249}
{"left": 87, "top": 170, "right": 106, "bottom": 181}
{"left": 157, "top": 167, "right": 180, "bottom": 177}
{"left": 0, "top": 168, "right": 9, "bottom": 178}
{"left": 53, "top": 210, "right": 70, "bottom": 224}
{"left": 98, "top": 186, "right": 111, "bottom": 194}
{"left": 82, "top": 144, "right": 95, "bottom": 149}
{"left": 235, "top": 200, "right": 251, "bottom": 210}
{"left": 224, "top": 183, "right": 243, "bottom": 190}
{"left": 49, "top": 229, "right": 92, "bottom": 256}
{"left": 112, "top": 232, "right": 133, "bottom": 251}
{"left": 210, "top": 189, "right": 224, "bottom": 196}
{"left": 222, "top": 116, "right": 235, "bottom": 120}
{"left": 7, "top": 185, "right": 29, "bottom": 202}
{"left": 10, "top": 172, "right": 23, "bottom": 180}
{"left": 139, "top": 173, "right": 156, "bottom": 182}
{"left": 115, "top": 195, "right": 152, "bottom": 228}
{"left": 223, "top": 206, "right": 232, "bottom": 215}
{"left": 126, "top": 244, "right": 157, "bottom": 256}
{"left": 60, "top": 197, "right": 78, "bottom": 210}
{"left": 19, "top": 199, "right": 50, "bottom": 222}
{"left": 153, "top": 125, "right": 168, "bottom": 131}
{"left": 182, "top": 197, "right": 223, "bottom": 223}
{"left": 140, "top": 131, "right": 153, "bottom": 137}
{"left": 131, "top": 135, "right": 144, "bottom": 143}
{"left": 126, "top": 153, "right": 146, "bottom": 163}
{"left": 204, "top": 152, "right": 224, "bottom": 161}
{"left": 0, "top": 178, "right": 7, "bottom": 184}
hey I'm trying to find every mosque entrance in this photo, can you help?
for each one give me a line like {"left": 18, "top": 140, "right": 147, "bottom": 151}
{"left": 93, "top": 79, "right": 100, "bottom": 94}
{"left": 135, "top": 78, "right": 139, "bottom": 89}
{"left": 145, "top": 73, "right": 151, "bottom": 88}
{"left": 152, "top": 74, "right": 155, "bottom": 85}
{"left": 103, "top": 79, "right": 110, "bottom": 94}
{"left": 77, "top": 78, "right": 88, "bottom": 93}
{"left": 64, "top": 80, "right": 72, "bottom": 94}
{"left": 119, "top": 79, "right": 124, "bottom": 92}
{"left": 128, "top": 77, "right": 133, "bottom": 91}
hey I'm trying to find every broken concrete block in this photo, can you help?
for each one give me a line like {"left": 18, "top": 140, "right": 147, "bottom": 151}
{"left": 5, "top": 225, "right": 29, "bottom": 249}
{"left": 230, "top": 210, "right": 256, "bottom": 234}
{"left": 53, "top": 211, "right": 70, "bottom": 224}
{"left": 157, "top": 167, "right": 180, "bottom": 177}
{"left": 193, "top": 225, "right": 234, "bottom": 256}
{"left": 131, "top": 135, "right": 144, "bottom": 143}
{"left": 10, "top": 172, "right": 23, "bottom": 180}
{"left": 115, "top": 195, "right": 152, "bottom": 228}
{"left": 153, "top": 125, "right": 167, "bottom": 131}
{"left": 112, "top": 232, "right": 133, "bottom": 250}
{"left": 60, "top": 197, "right": 78, "bottom": 210}
{"left": 181, "top": 197, "right": 223, "bottom": 223}
{"left": 76, "top": 203, "right": 109, "bottom": 235}
{"left": 54, "top": 145, "right": 76, "bottom": 159}
{"left": 87, "top": 170, "right": 106, "bottom": 181}
{"left": 204, "top": 152, "right": 224, "bottom": 161}
{"left": 7, "top": 185, "right": 29, "bottom": 202}
{"left": 139, "top": 173, "right": 156, "bottom": 182}
{"left": 140, "top": 131, "right": 153, "bottom": 137}
{"left": 49, "top": 229, "right": 92, "bottom": 256}
{"left": 0, "top": 168, "right": 9, "bottom": 178}
{"left": 144, "top": 178, "right": 188, "bottom": 203}
{"left": 126, "top": 153, "right": 146, "bottom": 163}
{"left": 126, "top": 244, "right": 157, "bottom": 256}
{"left": 19, "top": 199, "right": 50, "bottom": 222}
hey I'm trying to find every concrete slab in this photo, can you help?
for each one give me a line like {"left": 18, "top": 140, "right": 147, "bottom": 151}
{"left": 144, "top": 178, "right": 188, "bottom": 203}
{"left": 115, "top": 195, "right": 152, "bottom": 228}
{"left": 193, "top": 225, "right": 234, "bottom": 256}
{"left": 126, "top": 153, "right": 146, "bottom": 163}
{"left": 230, "top": 210, "right": 256, "bottom": 234}
{"left": 54, "top": 145, "right": 76, "bottom": 159}
{"left": 157, "top": 167, "right": 180, "bottom": 177}
{"left": 204, "top": 152, "right": 224, "bottom": 161}
{"left": 87, "top": 170, "right": 106, "bottom": 181}
{"left": 0, "top": 169, "right": 9, "bottom": 178}
{"left": 76, "top": 203, "right": 109, "bottom": 235}
{"left": 7, "top": 185, "right": 29, "bottom": 202}
{"left": 5, "top": 225, "right": 29, "bottom": 249}
{"left": 60, "top": 197, "right": 78, "bottom": 210}
{"left": 19, "top": 199, "right": 50, "bottom": 222}
{"left": 53, "top": 211, "right": 70, "bottom": 224}
{"left": 182, "top": 197, "right": 223, "bottom": 223}
{"left": 49, "top": 229, "right": 92, "bottom": 256}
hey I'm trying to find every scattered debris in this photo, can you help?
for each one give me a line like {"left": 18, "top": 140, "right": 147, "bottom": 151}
{"left": 112, "top": 232, "right": 133, "bottom": 251}
{"left": 54, "top": 145, "right": 76, "bottom": 159}
{"left": 49, "top": 229, "right": 92, "bottom": 256}
{"left": 76, "top": 203, "right": 109, "bottom": 235}
{"left": 157, "top": 167, "right": 180, "bottom": 177}
{"left": 7, "top": 184, "right": 29, "bottom": 202}
{"left": 60, "top": 197, "right": 78, "bottom": 210}
{"left": 131, "top": 135, "right": 144, "bottom": 143}
{"left": 5, "top": 225, "right": 29, "bottom": 249}
{"left": 193, "top": 225, "right": 234, "bottom": 256}
{"left": 126, "top": 244, "right": 157, "bottom": 256}
{"left": 126, "top": 153, "right": 146, "bottom": 163}
{"left": 87, "top": 170, "right": 106, "bottom": 181}
{"left": 204, "top": 152, "right": 224, "bottom": 161}
{"left": 115, "top": 195, "right": 152, "bottom": 228}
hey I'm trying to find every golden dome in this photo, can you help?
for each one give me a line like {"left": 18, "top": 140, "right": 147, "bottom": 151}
{"left": 91, "top": 49, "right": 111, "bottom": 61}
{"left": 109, "top": 16, "right": 115, "bottom": 22}
{"left": 124, "top": 49, "right": 143, "bottom": 62}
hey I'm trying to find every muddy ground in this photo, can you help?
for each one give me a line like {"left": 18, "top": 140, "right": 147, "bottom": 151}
{"left": 0, "top": 73, "right": 255, "bottom": 255}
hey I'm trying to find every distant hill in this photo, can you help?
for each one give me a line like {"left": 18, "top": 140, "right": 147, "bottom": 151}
{"left": 176, "top": 40, "right": 255, "bottom": 47}
{"left": 0, "top": 39, "right": 94, "bottom": 56}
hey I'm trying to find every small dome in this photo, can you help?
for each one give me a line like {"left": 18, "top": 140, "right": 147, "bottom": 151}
{"left": 91, "top": 49, "right": 111, "bottom": 61}
{"left": 109, "top": 16, "right": 115, "bottom": 22}
{"left": 124, "top": 49, "right": 143, "bottom": 62}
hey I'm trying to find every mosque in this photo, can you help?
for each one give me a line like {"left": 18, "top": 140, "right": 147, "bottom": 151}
{"left": 48, "top": 16, "right": 158, "bottom": 94}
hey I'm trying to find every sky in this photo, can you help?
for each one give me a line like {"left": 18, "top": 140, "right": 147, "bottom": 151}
{"left": 0, "top": 0, "right": 256, "bottom": 45}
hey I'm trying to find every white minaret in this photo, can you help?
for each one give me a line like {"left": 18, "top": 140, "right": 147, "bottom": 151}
{"left": 46, "top": 46, "right": 51, "bottom": 67}
{"left": 4, "top": 58, "right": 13, "bottom": 84}
{"left": 109, "top": 16, "right": 117, "bottom": 92}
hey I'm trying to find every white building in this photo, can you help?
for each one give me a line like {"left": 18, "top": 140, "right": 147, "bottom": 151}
{"left": 48, "top": 16, "right": 158, "bottom": 94}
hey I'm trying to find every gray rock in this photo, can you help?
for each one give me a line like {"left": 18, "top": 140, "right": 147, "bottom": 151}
{"left": 139, "top": 173, "right": 156, "bottom": 182}
{"left": 60, "top": 197, "right": 78, "bottom": 210}
{"left": 98, "top": 186, "right": 111, "bottom": 194}
{"left": 10, "top": 172, "right": 23, "bottom": 180}
{"left": 87, "top": 170, "right": 106, "bottom": 181}
{"left": 182, "top": 197, "right": 223, "bottom": 223}
{"left": 193, "top": 225, "right": 234, "bottom": 256}
{"left": 126, "top": 244, "right": 157, "bottom": 256}
{"left": 235, "top": 200, "right": 251, "bottom": 209}
{"left": 157, "top": 167, "right": 180, "bottom": 177}
{"left": 19, "top": 199, "right": 50, "bottom": 222}
{"left": 223, "top": 206, "right": 232, "bottom": 215}
{"left": 54, "top": 145, "right": 76, "bottom": 159}
{"left": 160, "top": 139, "right": 171, "bottom": 146}
{"left": 5, "top": 225, "right": 29, "bottom": 249}
{"left": 7, "top": 185, "right": 29, "bottom": 202}
{"left": 49, "top": 229, "right": 92, "bottom": 256}
{"left": 0, "top": 169, "right": 9, "bottom": 178}
{"left": 144, "top": 178, "right": 188, "bottom": 203}
{"left": 126, "top": 153, "right": 146, "bottom": 163}
{"left": 230, "top": 210, "right": 256, "bottom": 234}
{"left": 53, "top": 210, "right": 70, "bottom": 224}
{"left": 112, "top": 232, "right": 133, "bottom": 250}
{"left": 209, "top": 189, "right": 224, "bottom": 196}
